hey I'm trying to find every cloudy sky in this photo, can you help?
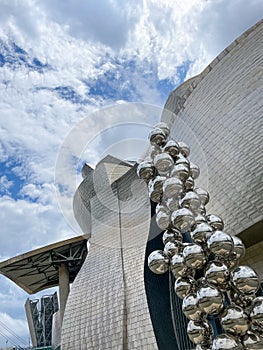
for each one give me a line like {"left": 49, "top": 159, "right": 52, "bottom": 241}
{"left": 0, "top": 0, "right": 262, "bottom": 347}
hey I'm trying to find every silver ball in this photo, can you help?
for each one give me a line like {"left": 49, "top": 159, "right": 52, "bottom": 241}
{"left": 182, "top": 293, "right": 203, "bottom": 321}
{"left": 162, "top": 228, "right": 183, "bottom": 245}
{"left": 178, "top": 141, "right": 190, "bottom": 157}
{"left": 171, "top": 208, "right": 196, "bottom": 232}
{"left": 197, "top": 285, "right": 223, "bottom": 315}
{"left": 250, "top": 296, "right": 263, "bottom": 332}
{"left": 148, "top": 188, "right": 162, "bottom": 203}
{"left": 190, "top": 162, "right": 200, "bottom": 179}
{"left": 180, "top": 191, "right": 201, "bottom": 213}
{"left": 231, "top": 266, "right": 259, "bottom": 295}
{"left": 170, "top": 164, "right": 189, "bottom": 181}
{"left": 163, "top": 177, "right": 183, "bottom": 198}
{"left": 196, "top": 344, "right": 211, "bottom": 350}
{"left": 206, "top": 214, "right": 224, "bottom": 231}
{"left": 149, "top": 128, "right": 166, "bottom": 146}
{"left": 195, "top": 214, "right": 207, "bottom": 225}
{"left": 149, "top": 145, "right": 161, "bottom": 160}
{"left": 148, "top": 250, "right": 169, "bottom": 274}
{"left": 175, "top": 154, "right": 190, "bottom": 168}
{"left": 156, "top": 209, "right": 171, "bottom": 230}
{"left": 171, "top": 253, "right": 193, "bottom": 277}
{"left": 163, "top": 139, "right": 179, "bottom": 158}
{"left": 212, "top": 334, "right": 243, "bottom": 350}
{"left": 148, "top": 176, "right": 166, "bottom": 193}
{"left": 230, "top": 290, "right": 255, "bottom": 308}
{"left": 242, "top": 330, "right": 263, "bottom": 349}
{"left": 194, "top": 188, "right": 210, "bottom": 206}
{"left": 221, "top": 304, "right": 249, "bottom": 336}
{"left": 154, "top": 122, "right": 170, "bottom": 138}
{"left": 187, "top": 319, "right": 213, "bottom": 345}
{"left": 183, "top": 243, "right": 206, "bottom": 270}
{"left": 207, "top": 230, "right": 233, "bottom": 258}
{"left": 184, "top": 176, "right": 195, "bottom": 191}
{"left": 205, "top": 260, "right": 230, "bottom": 291}
{"left": 165, "top": 196, "right": 179, "bottom": 211}
{"left": 196, "top": 203, "right": 206, "bottom": 215}
{"left": 137, "top": 161, "right": 155, "bottom": 180}
{"left": 232, "top": 236, "right": 246, "bottom": 260}
{"left": 191, "top": 222, "right": 213, "bottom": 245}
{"left": 174, "top": 276, "right": 196, "bottom": 299}
{"left": 164, "top": 241, "right": 181, "bottom": 257}
{"left": 153, "top": 152, "right": 174, "bottom": 173}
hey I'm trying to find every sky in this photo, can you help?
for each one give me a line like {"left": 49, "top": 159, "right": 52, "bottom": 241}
{"left": 0, "top": 0, "right": 262, "bottom": 347}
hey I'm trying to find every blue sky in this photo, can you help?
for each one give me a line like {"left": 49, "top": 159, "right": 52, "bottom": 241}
{"left": 0, "top": 0, "right": 262, "bottom": 346}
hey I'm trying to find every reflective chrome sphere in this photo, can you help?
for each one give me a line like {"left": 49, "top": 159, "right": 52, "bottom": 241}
{"left": 207, "top": 230, "right": 233, "bottom": 258}
{"left": 184, "top": 176, "right": 195, "bottom": 191}
{"left": 154, "top": 152, "right": 174, "bottom": 173}
{"left": 149, "top": 145, "right": 161, "bottom": 160}
{"left": 196, "top": 344, "right": 211, "bottom": 350}
{"left": 180, "top": 191, "right": 201, "bottom": 213}
{"left": 189, "top": 162, "right": 200, "bottom": 179}
{"left": 195, "top": 214, "right": 207, "bottom": 225}
{"left": 148, "top": 250, "right": 169, "bottom": 274}
{"left": 163, "top": 177, "right": 183, "bottom": 198}
{"left": 231, "top": 266, "right": 259, "bottom": 295}
{"left": 154, "top": 122, "right": 170, "bottom": 138}
{"left": 148, "top": 187, "right": 162, "bottom": 203}
{"left": 205, "top": 260, "right": 230, "bottom": 291}
{"left": 164, "top": 241, "right": 181, "bottom": 257}
{"left": 242, "top": 330, "right": 263, "bottom": 349}
{"left": 191, "top": 222, "right": 213, "bottom": 245}
{"left": 221, "top": 304, "right": 249, "bottom": 336}
{"left": 232, "top": 236, "right": 246, "bottom": 260}
{"left": 163, "top": 139, "right": 179, "bottom": 158}
{"left": 156, "top": 209, "right": 171, "bottom": 230}
{"left": 171, "top": 208, "right": 196, "bottom": 232}
{"left": 196, "top": 203, "right": 206, "bottom": 215}
{"left": 250, "top": 296, "right": 263, "bottom": 331}
{"left": 175, "top": 154, "right": 190, "bottom": 168}
{"left": 182, "top": 293, "right": 203, "bottom": 321}
{"left": 149, "top": 128, "right": 166, "bottom": 146}
{"left": 225, "top": 252, "right": 240, "bottom": 270}
{"left": 197, "top": 285, "right": 223, "bottom": 315}
{"left": 187, "top": 319, "right": 213, "bottom": 345}
{"left": 183, "top": 243, "right": 206, "bottom": 269}
{"left": 206, "top": 214, "right": 224, "bottom": 231}
{"left": 194, "top": 187, "right": 210, "bottom": 206}
{"left": 171, "top": 253, "right": 192, "bottom": 277}
{"left": 148, "top": 176, "right": 166, "bottom": 194}
{"left": 165, "top": 196, "right": 179, "bottom": 211}
{"left": 162, "top": 228, "right": 183, "bottom": 245}
{"left": 212, "top": 334, "right": 243, "bottom": 350}
{"left": 178, "top": 141, "right": 190, "bottom": 157}
{"left": 136, "top": 161, "right": 155, "bottom": 180}
{"left": 174, "top": 276, "right": 196, "bottom": 299}
{"left": 230, "top": 290, "right": 255, "bottom": 309}
{"left": 170, "top": 164, "right": 189, "bottom": 181}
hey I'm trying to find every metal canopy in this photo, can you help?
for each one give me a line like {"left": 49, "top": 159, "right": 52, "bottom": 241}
{"left": 0, "top": 235, "right": 89, "bottom": 294}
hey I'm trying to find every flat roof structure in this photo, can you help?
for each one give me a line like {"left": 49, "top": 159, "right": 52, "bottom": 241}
{"left": 0, "top": 235, "right": 89, "bottom": 294}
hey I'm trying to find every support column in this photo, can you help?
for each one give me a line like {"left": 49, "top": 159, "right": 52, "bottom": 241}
{"left": 59, "top": 263, "right": 70, "bottom": 325}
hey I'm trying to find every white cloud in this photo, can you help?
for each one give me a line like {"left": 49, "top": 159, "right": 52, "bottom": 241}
{"left": 0, "top": 175, "right": 13, "bottom": 194}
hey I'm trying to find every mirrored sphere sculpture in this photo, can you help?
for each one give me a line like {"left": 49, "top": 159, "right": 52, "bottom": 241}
{"left": 197, "top": 285, "right": 223, "bottom": 315}
{"left": 162, "top": 228, "right": 183, "bottom": 245}
{"left": 242, "top": 330, "right": 263, "bottom": 349}
{"left": 163, "top": 139, "right": 180, "bottom": 158}
{"left": 231, "top": 266, "right": 259, "bottom": 295}
{"left": 149, "top": 128, "right": 166, "bottom": 146}
{"left": 178, "top": 141, "right": 190, "bottom": 157}
{"left": 148, "top": 250, "right": 169, "bottom": 274}
{"left": 250, "top": 296, "right": 263, "bottom": 331}
{"left": 163, "top": 177, "right": 183, "bottom": 198}
{"left": 154, "top": 122, "right": 170, "bottom": 138}
{"left": 136, "top": 161, "right": 155, "bottom": 180}
{"left": 232, "top": 236, "right": 246, "bottom": 260}
{"left": 183, "top": 243, "right": 206, "bottom": 269}
{"left": 212, "top": 334, "right": 243, "bottom": 350}
{"left": 170, "top": 163, "right": 189, "bottom": 181}
{"left": 189, "top": 162, "right": 200, "bottom": 179}
{"left": 180, "top": 191, "right": 201, "bottom": 213}
{"left": 182, "top": 293, "right": 203, "bottom": 321}
{"left": 207, "top": 231, "right": 233, "bottom": 258}
{"left": 221, "top": 304, "right": 249, "bottom": 336}
{"left": 171, "top": 208, "right": 196, "bottom": 232}
{"left": 156, "top": 209, "right": 171, "bottom": 230}
{"left": 194, "top": 187, "right": 210, "bottom": 206}
{"left": 171, "top": 253, "right": 192, "bottom": 277}
{"left": 164, "top": 241, "right": 181, "bottom": 257}
{"left": 174, "top": 276, "right": 196, "bottom": 299}
{"left": 191, "top": 222, "right": 213, "bottom": 245}
{"left": 206, "top": 214, "right": 224, "bottom": 231}
{"left": 187, "top": 319, "right": 213, "bottom": 345}
{"left": 205, "top": 260, "right": 230, "bottom": 291}
{"left": 154, "top": 152, "right": 174, "bottom": 173}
